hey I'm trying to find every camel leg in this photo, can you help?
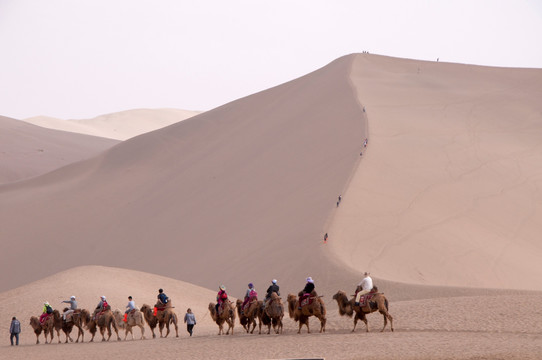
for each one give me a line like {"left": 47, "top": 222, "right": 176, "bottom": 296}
{"left": 174, "top": 322, "right": 179, "bottom": 338}
{"left": 159, "top": 322, "right": 165, "bottom": 337}
{"left": 164, "top": 324, "right": 170, "bottom": 338}
{"left": 139, "top": 324, "right": 146, "bottom": 340}
{"left": 320, "top": 316, "right": 326, "bottom": 333}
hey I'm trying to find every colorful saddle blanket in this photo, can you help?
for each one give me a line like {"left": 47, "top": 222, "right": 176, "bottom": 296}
{"left": 299, "top": 293, "right": 314, "bottom": 307}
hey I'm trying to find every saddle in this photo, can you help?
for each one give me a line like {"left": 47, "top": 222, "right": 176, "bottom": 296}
{"left": 242, "top": 296, "right": 258, "bottom": 313}
{"left": 39, "top": 313, "right": 51, "bottom": 325}
{"left": 65, "top": 309, "right": 81, "bottom": 323}
{"left": 299, "top": 293, "right": 314, "bottom": 308}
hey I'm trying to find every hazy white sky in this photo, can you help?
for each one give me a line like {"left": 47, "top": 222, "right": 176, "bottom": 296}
{"left": 1, "top": 0, "right": 541, "bottom": 120}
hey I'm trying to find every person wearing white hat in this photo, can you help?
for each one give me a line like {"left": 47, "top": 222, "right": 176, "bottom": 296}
{"left": 355, "top": 272, "right": 373, "bottom": 306}
{"left": 39, "top": 301, "right": 53, "bottom": 323}
{"left": 263, "top": 279, "right": 280, "bottom": 309}
{"left": 215, "top": 285, "right": 228, "bottom": 314}
{"left": 61, "top": 295, "right": 78, "bottom": 320}
{"left": 93, "top": 296, "right": 109, "bottom": 320}
{"left": 298, "top": 277, "right": 316, "bottom": 310}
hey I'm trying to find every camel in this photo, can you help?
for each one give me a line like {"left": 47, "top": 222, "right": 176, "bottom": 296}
{"left": 263, "top": 292, "right": 284, "bottom": 334}
{"left": 113, "top": 309, "right": 146, "bottom": 340}
{"left": 140, "top": 304, "right": 159, "bottom": 338}
{"left": 73, "top": 309, "right": 91, "bottom": 343}
{"left": 236, "top": 298, "right": 261, "bottom": 334}
{"left": 332, "top": 289, "right": 394, "bottom": 332}
{"left": 53, "top": 309, "right": 75, "bottom": 343}
{"left": 287, "top": 293, "right": 326, "bottom": 334}
{"left": 29, "top": 313, "right": 55, "bottom": 344}
{"left": 208, "top": 301, "right": 235, "bottom": 335}
{"left": 140, "top": 303, "right": 178, "bottom": 338}
{"left": 86, "top": 306, "right": 121, "bottom": 342}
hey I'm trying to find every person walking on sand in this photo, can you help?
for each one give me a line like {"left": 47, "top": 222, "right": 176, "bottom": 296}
{"left": 184, "top": 308, "right": 196, "bottom": 336}
{"left": 10, "top": 316, "right": 21, "bottom": 346}
{"left": 324, "top": 233, "right": 328, "bottom": 243}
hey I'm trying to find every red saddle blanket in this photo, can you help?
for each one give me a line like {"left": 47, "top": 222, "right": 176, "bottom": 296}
{"left": 299, "top": 293, "right": 314, "bottom": 307}
{"left": 39, "top": 313, "right": 51, "bottom": 325}
{"left": 359, "top": 293, "right": 375, "bottom": 307}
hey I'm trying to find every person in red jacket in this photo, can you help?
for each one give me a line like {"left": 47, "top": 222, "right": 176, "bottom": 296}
{"left": 215, "top": 285, "right": 228, "bottom": 314}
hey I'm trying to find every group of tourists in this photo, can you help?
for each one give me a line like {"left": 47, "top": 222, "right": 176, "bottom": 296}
{"left": 11, "top": 272, "right": 376, "bottom": 344}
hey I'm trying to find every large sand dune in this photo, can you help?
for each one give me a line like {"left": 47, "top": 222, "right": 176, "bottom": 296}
{"left": 24, "top": 108, "right": 200, "bottom": 140}
{"left": 0, "top": 115, "right": 119, "bottom": 184}
{"left": 0, "top": 55, "right": 365, "bottom": 295}
{"left": 329, "top": 54, "right": 542, "bottom": 291}
{"left": 2, "top": 54, "right": 542, "bottom": 359}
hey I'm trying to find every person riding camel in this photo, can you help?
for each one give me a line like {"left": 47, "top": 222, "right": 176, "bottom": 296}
{"left": 61, "top": 296, "right": 78, "bottom": 321}
{"left": 39, "top": 301, "right": 53, "bottom": 323}
{"left": 93, "top": 295, "right": 108, "bottom": 320}
{"left": 154, "top": 289, "right": 170, "bottom": 316}
{"left": 215, "top": 285, "right": 228, "bottom": 315}
{"left": 241, "top": 283, "right": 257, "bottom": 314}
{"left": 124, "top": 296, "right": 136, "bottom": 322}
{"left": 298, "top": 277, "right": 315, "bottom": 309}
{"left": 354, "top": 272, "right": 373, "bottom": 306}
{"left": 264, "top": 279, "right": 280, "bottom": 308}
{"left": 157, "top": 288, "right": 169, "bottom": 305}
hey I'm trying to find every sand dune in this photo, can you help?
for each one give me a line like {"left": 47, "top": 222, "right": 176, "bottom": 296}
{"left": 2, "top": 54, "right": 542, "bottom": 359}
{"left": 0, "top": 55, "right": 365, "bottom": 295}
{"left": 0, "top": 115, "right": 119, "bottom": 184}
{"left": 24, "top": 108, "right": 200, "bottom": 140}
{"left": 328, "top": 54, "right": 542, "bottom": 291}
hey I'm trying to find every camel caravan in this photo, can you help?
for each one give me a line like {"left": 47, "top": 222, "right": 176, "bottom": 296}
{"left": 27, "top": 274, "right": 392, "bottom": 344}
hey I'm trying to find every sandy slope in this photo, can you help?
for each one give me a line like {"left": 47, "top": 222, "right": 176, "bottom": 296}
{"left": 0, "top": 55, "right": 365, "bottom": 295}
{"left": 24, "top": 108, "right": 200, "bottom": 140}
{"left": 328, "top": 54, "right": 542, "bottom": 291}
{"left": 0, "top": 116, "right": 119, "bottom": 184}
{"left": 1, "top": 266, "right": 541, "bottom": 360}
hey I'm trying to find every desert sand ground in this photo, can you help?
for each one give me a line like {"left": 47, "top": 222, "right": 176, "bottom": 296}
{"left": 1, "top": 54, "right": 542, "bottom": 359}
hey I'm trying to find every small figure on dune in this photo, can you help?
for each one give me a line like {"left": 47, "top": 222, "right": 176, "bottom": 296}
{"left": 264, "top": 279, "right": 280, "bottom": 308}
{"left": 324, "top": 233, "right": 328, "bottom": 244}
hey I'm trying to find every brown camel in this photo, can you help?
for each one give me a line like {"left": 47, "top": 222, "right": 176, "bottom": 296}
{"left": 332, "top": 289, "right": 394, "bottom": 332}
{"left": 154, "top": 301, "right": 179, "bottom": 338}
{"left": 140, "top": 304, "right": 159, "bottom": 338}
{"left": 208, "top": 301, "right": 235, "bottom": 335}
{"left": 236, "top": 298, "right": 261, "bottom": 334}
{"left": 263, "top": 292, "right": 284, "bottom": 334}
{"left": 53, "top": 309, "right": 75, "bottom": 343}
{"left": 86, "top": 306, "right": 121, "bottom": 342}
{"left": 73, "top": 309, "right": 91, "bottom": 343}
{"left": 287, "top": 293, "right": 326, "bottom": 334}
{"left": 113, "top": 309, "right": 146, "bottom": 340}
{"left": 29, "top": 314, "right": 55, "bottom": 344}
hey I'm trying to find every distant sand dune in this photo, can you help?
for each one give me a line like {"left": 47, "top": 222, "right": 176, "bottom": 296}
{"left": 24, "top": 108, "right": 200, "bottom": 140}
{"left": 0, "top": 115, "right": 119, "bottom": 184}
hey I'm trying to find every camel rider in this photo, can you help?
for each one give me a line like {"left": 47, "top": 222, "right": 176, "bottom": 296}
{"left": 215, "top": 285, "right": 228, "bottom": 314}
{"left": 61, "top": 296, "right": 78, "bottom": 321}
{"left": 242, "top": 283, "right": 257, "bottom": 313}
{"left": 94, "top": 296, "right": 108, "bottom": 320}
{"left": 157, "top": 288, "right": 169, "bottom": 305}
{"left": 354, "top": 272, "right": 373, "bottom": 306}
{"left": 39, "top": 301, "right": 53, "bottom": 323}
{"left": 298, "top": 277, "right": 315, "bottom": 309}
{"left": 264, "top": 279, "right": 280, "bottom": 308}
{"left": 124, "top": 296, "right": 136, "bottom": 322}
